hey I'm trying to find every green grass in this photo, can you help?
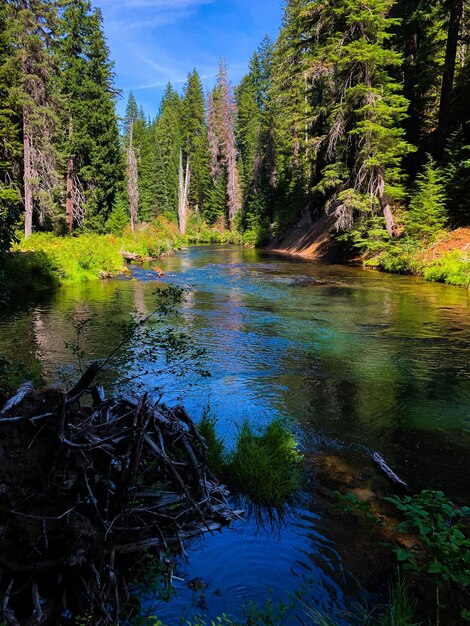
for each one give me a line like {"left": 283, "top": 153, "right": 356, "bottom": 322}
{"left": 423, "top": 250, "right": 470, "bottom": 287}
{"left": 307, "top": 573, "right": 419, "bottom": 626}
{"left": 199, "top": 414, "right": 303, "bottom": 507}
{"left": 365, "top": 232, "right": 470, "bottom": 288}
{"left": 0, "top": 216, "right": 242, "bottom": 299}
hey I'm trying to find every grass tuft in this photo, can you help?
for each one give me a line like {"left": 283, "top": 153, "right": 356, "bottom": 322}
{"left": 199, "top": 415, "right": 303, "bottom": 507}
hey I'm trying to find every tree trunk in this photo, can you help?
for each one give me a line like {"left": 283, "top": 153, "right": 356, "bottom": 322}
{"left": 23, "top": 113, "right": 33, "bottom": 240}
{"left": 402, "top": 1, "right": 420, "bottom": 147}
{"left": 435, "top": 0, "right": 464, "bottom": 153}
{"left": 178, "top": 150, "right": 190, "bottom": 235}
{"left": 378, "top": 171, "right": 396, "bottom": 237}
{"left": 66, "top": 157, "right": 74, "bottom": 234}
{"left": 127, "top": 124, "right": 138, "bottom": 232}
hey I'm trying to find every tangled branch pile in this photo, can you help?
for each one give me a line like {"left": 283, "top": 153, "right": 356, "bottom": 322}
{"left": 0, "top": 369, "right": 240, "bottom": 625}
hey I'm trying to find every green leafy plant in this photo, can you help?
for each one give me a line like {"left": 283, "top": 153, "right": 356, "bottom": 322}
{"left": 335, "top": 492, "right": 383, "bottom": 525}
{"left": 386, "top": 490, "right": 470, "bottom": 623}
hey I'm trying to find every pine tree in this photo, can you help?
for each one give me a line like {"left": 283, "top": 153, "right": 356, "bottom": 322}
{"left": 4, "top": 0, "right": 63, "bottom": 238}
{"left": 392, "top": 0, "right": 447, "bottom": 150}
{"left": 154, "top": 83, "right": 182, "bottom": 219}
{"left": 181, "top": 69, "right": 210, "bottom": 212}
{"left": 312, "top": 0, "right": 413, "bottom": 236}
{"left": 60, "top": 1, "right": 122, "bottom": 232}
{"left": 406, "top": 156, "right": 447, "bottom": 240}
{"left": 0, "top": 3, "right": 22, "bottom": 250}
{"left": 237, "top": 37, "right": 276, "bottom": 241}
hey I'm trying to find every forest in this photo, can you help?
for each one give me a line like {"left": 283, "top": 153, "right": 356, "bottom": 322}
{"left": 0, "top": 1, "right": 470, "bottom": 625}
{"left": 0, "top": 0, "right": 469, "bottom": 289}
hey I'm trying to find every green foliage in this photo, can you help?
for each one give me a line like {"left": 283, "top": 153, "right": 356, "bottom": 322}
{"left": 242, "top": 213, "right": 271, "bottom": 247}
{"left": 335, "top": 492, "right": 383, "bottom": 525}
{"left": 198, "top": 415, "right": 303, "bottom": 506}
{"left": 405, "top": 157, "right": 447, "bottom": 242}
{"left": 226, "top": 420, "right": 303, "bottom": 506}
{"left": 308, "top": 573, "right": 419, "bottom": 626}
{"left": 0, "top": 353, "right": 41, "bottom": 400}
{"left": 60, "top": 0, "right": 122, "bottom": 229}
{"left": 385, "top": 490, "right": 470, "bottom": 589}
{"left": 0, "top": 249, "right": 59, "bottom": 297}
{"left": 423, "top": 251, "right": 470, "bottom": 287}
{"left": 198, "top": 405, "right": 226, "bottom": 478}
{"left": 15, "top": 232, "right": 124, "bottom": 284}
{"left": 106, "top": 193, "right": 130, "bottom": 235}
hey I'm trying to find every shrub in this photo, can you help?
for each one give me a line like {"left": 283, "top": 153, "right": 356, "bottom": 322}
{"left": 385, "top": 490, "right": 470, "bottom": 588}
{"left": 423, "top": 251, "right": 470, "bottom": 287}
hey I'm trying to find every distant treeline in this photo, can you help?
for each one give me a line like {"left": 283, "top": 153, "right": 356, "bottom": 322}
{"left": 0, "top": 0, "right": 469, "bottom": 254}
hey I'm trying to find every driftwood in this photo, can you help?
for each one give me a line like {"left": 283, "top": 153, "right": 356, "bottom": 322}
{"left": 371, "top": 451, "right": 408, "bottom": 489}
{"left": 0, "top": 374, "right": 240, "bottom": 625}
{"left": 121, "top": 251, "right": 154, "bottom": 263}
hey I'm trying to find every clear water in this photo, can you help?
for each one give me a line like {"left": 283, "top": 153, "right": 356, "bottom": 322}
{"left": 1, "top": 245, "right": 470, "bottom": 623}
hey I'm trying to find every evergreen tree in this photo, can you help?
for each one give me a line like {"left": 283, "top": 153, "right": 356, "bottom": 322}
{"left": 311, "top": 0, "right": 413, "bottom": 236}
{"left": 60, "top": 1, "right": 122, "bottom": 232}
{"left": 154, "top": 83, "right": 182, "bottom": 218}
{"left": 3, "top": 0, "right": 63, "bottom": 237}
{"left": 0, "top": 3, "right": 22, "bottom": 250}
{"left": 405, "top": 156, "right": 447, "bottom": 240}
{"left": 181, "top": 69, "right": 211, "bottom": 211}
{"left": 122, "top": 93, "right": 155, "bottom": 222}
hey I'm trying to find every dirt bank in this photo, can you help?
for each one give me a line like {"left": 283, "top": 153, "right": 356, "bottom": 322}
{"left": 268, "top": 214, "right": 345, "bottom": 262}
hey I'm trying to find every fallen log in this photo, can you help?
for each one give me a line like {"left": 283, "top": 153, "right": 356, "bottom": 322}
{"left": 371, "top": 451, "right": 408, "bottom": 489}
{"left": 0, "top": 378, "right": 240, "bottom": 625}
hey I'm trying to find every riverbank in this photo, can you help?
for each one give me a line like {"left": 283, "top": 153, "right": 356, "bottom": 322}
{"left": 269, "top": 219, "right": 470, "bottom": 288}
{"left": 0, "top": 219, "right": 241, "bottom": 300}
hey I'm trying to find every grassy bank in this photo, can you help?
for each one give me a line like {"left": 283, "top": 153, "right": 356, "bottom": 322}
{"left": 0, "top": 217, "right": 241, "bottom": 299}
{"left": 365, "top": 228, "right": 470, "bottom": 288}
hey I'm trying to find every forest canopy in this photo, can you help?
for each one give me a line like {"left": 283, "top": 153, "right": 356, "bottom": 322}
{"left": 0, "top": 0, "right": 469, "bottom": 261}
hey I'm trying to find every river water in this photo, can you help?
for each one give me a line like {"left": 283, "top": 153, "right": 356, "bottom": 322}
{"left": 1, "top": 245, "right": 470, "bottom": 623}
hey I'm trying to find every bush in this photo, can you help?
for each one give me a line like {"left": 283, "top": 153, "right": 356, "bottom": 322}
{"left": 15, "top": 233, "right": 125, "bottom": 284}
{"left": 0, "top": 353, "right": 42, "bottom": 403}
{"left": 0, "top": 249, "right": 59, "bottom": 296}
{"left": 386, "top": 490, "right": 470, "bottom": 588}
{"left": 423, "top": 251, "right": 470, "bottom": 287}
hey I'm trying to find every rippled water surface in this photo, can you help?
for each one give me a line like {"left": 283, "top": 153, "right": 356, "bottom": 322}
{"left": 1, "top": 245, "right": 470, "bottom": 623}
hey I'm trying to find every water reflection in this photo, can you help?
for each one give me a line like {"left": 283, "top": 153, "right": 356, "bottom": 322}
{"left": 1, "top": 245, "right": 470, "bottom": 621}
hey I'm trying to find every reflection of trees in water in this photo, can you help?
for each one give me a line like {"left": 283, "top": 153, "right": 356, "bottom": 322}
{"left": 270, "top": 279, "right": 470, "bottom": 497}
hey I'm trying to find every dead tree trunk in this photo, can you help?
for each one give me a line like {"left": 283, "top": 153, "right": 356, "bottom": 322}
{"left": 378, "top": 171, "right": 396, "bottom": 237}
{"left": 127, "top": 124, "right": 138, "bottom": 232}
{"left": 23, "top": 113, "right": 33, "bottom": 240}
{"left": 178, "top": 150, "right": 190, "bottom": 235}
{"left": 66, "top": 157, "right": 74, "bottom": 234}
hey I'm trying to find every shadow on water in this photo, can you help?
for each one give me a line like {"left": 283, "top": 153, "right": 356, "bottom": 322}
{"left": 1, "top": 245, "right": 470, "bottom": 622}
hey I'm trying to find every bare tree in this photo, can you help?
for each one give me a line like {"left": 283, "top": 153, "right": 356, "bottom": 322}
{"left": 207, "top": 61, "right": 242, "bottom": 228}
{"left": 66, "top": 157, "right": 74, "bottom": 234}
{"left": 178, "top": 150, "right": 190, "bottom": 235}
{"left": 127, "top": 123, "right": 138, "bottom": 232}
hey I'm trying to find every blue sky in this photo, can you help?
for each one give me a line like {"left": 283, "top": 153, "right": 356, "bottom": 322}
{"left": 93, "top": 0, "right": 284, "bottom": 120}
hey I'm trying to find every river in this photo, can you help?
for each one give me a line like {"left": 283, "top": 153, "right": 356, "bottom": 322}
{"left": 1, "top": 245, "right": 470, "bottom": 624}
